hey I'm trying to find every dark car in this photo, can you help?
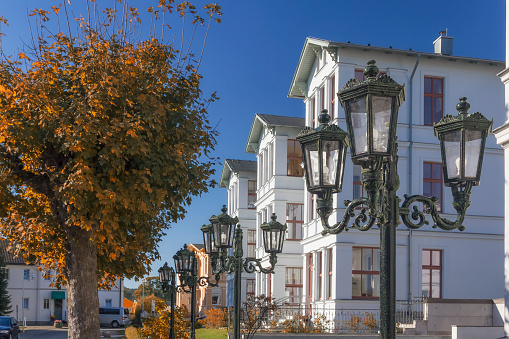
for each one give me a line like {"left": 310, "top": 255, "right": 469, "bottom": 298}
{"left": 0, "top": 316, "right": 18, "bottom": 339}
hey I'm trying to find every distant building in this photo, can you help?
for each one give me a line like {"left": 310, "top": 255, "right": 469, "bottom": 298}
{"left": 175, "top": 243, "right": 227, "bottom": 316}
{"left": 0, "top": 241, "right": 123, "bottom": 325}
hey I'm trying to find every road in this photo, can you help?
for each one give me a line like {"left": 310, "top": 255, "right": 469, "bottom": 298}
{"left": 18, "top": 326, "right": 125, "bottom": 338}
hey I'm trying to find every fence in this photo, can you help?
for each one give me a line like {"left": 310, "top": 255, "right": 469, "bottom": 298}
{"left": 227, "top": 297, "right": 425, "bottom": 336}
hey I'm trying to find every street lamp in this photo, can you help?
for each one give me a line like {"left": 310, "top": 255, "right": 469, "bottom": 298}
{"left": 158, "top": 262, "right": 176, "bottom": 339}
{"left": 173, "top": 244, "right": 219, "bottom": 339}
{"left": 296, "top": 60, "right": 492, "bottom": 339}
{"left": 202, "top": 206, "right": 286, "bottom": 339}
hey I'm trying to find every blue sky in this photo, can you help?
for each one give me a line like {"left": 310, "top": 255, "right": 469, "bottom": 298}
{"left": 0, "top": 0, "right": 505, "bottom": 288}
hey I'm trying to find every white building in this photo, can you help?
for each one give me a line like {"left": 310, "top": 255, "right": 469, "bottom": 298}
{"left": 1, "top": 242, "right": 123, "bottom": 325}
{"left": 222, "top": 34, "right": 506, "bottom": 327}
{"left": 245, "top": 114, "right": 306, "bottom": 303}
{"left": 288, "top": 35, "right": 505, "bottom": 312}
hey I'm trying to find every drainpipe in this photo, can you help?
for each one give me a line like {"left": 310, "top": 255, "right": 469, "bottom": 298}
{"left": 408, "top": 53, "right": 420, "bottom": 303}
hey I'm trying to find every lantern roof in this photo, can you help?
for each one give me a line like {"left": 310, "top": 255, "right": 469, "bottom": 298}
{"left": 433, "top": 97, "right": 493, "bottom": 136}
{"left": 296, "top": 110, "right": 348, "bottom": 144}
{"left": 337, "top": 60, "right": 405, "bottom": 106}
{"left": 260, "top": 213, "right": 287, "bottom": 232}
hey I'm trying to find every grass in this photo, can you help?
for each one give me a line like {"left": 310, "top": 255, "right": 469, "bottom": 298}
{"left": 196, "top": 328, "right": 228, "bottom": 339}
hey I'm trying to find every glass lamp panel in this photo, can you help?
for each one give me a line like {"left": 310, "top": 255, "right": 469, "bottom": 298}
{"left": 322, "top": 140, "right": 340, "bottom": 186}
{"left": 443, "top": 130, "right": 461, "bottom": 179}
{"left": 304, "top": 141, "right": 320, "bottom": 187}
{"left": 349, "top": 97, "right": 368, "bottom": 154}
{"left": 202, "top": 230, "right": 211, "bottom": 254}
{"left": 464, "top": 130, "right": 482, "bottom": 178}
{"left": 372, "top": 96, "right": 392, "bottom": 153}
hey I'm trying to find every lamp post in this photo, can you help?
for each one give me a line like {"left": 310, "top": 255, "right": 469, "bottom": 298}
{"left": 201, "top": 206, "right": 287, "bottom": 339}
{"left": 173, "top": 244, "right": 219, "bottom": 339}
{"left": 158, "top": 263, "right": 176, "bottom": 339}
{"left": 296, "top": 60, "right": 492, "bottom": 339}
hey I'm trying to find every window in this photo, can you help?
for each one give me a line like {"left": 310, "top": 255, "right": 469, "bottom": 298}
{"left": 43, "top": 298, "right": 50, "bottom": 310}
{"left": 328, "top": 248, "right": 333, "bottom": 299}
{"left": 286, "top": 203, "right": 303, "bottom": 240}
{"left": 353, "top": 165, "right": 366, "bottom": 209}
{"left": 211, "top": 287, "right": 222, "bottom": 305}
{"left": 308, "top": 253, "right": 313, "bottom": 302}
{"left": 1, "top": 268, "right": 8, "bottom": 280}
{"left": 355, "top": 69, "right": 386, "bottom": 81}
{"left": 423, "top": 162, "right": 443, "bottom": 212}
{"left": 247, "top": 230, "right": 256, "bottom": 258}
{"left": 105, "top": 299, "right": 112, "bottom": 307}
{"left": 330, "top": 75, "right": 335, "bottom": 120}
{"left": 320, "top": 86, "right": 325, "bottom": 111}
{"left": 44, "top": 270, "right": 52, "bottom": 281}
{"left": 318, "top": 252, "right": 323, "bottom": 300}
{"left": 422, "top": 249, "right": 442, "bottom": 298}
{"left": 285, "top": 268, "right": 302, "bottom": 304}
{"left": 352, "top": 247, "right": 380, "bottom": 299}
{"left": 246, "top": 279, "right": 255, "bottom": 296}
{"left": 287, "top": 139, "right": 303, "bottom": 177}
{"left": 23, "top": 298, "right": 29, "bottom": 310}
{"left": 248, "top": 180, "right": 257, "bottom": 209}
{"left": 424, "top": 77, "right": 443, "bottom": 126}
{"left": 311, "top": 96, "right": 316, "bottom": 128}
{"left": 23, "top": 269, "right": 30, "bottom": 281}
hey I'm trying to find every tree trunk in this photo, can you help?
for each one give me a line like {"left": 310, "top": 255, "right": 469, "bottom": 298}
{"left": 65, "top": 226, "right": 100, "bottom": 339}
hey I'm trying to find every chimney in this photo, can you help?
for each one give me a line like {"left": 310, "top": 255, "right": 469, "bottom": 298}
{"left": 433, "top": 30, "right": 453, "bottom": 56}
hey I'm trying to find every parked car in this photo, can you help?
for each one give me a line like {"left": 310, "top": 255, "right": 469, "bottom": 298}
{"left": 99, "top": 307, "right": 130, "bottom": 328}
{"left": 0, "top": 316, "right": 19, "bottom": 339}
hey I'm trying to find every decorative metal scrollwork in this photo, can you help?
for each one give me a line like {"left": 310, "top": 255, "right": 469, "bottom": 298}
{"left": 399, "top": 182, "right": 472, "bottom": 232}
{"left": 243, "top": 253, "right": 277, "bottom": 275}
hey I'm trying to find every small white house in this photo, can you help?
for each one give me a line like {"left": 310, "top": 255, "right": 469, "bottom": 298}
{"left": 1, "top": 241, "right": 123, "bottom": 325}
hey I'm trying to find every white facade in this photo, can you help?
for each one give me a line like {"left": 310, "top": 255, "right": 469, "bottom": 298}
{"left": 5, "top": 263, "right": 123, "bottom": 325}
{"left": 245, "top": 114, "right": 306, "bottom": 303}
{"left": 289, "top": 37, "right": 505, "bottom": 311}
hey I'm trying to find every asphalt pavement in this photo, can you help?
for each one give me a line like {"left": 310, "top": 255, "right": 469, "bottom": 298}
{"left": 17, "top": 325, "right": 125, "bottom": 338}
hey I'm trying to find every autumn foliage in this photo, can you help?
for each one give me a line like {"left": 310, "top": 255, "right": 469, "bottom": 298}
{"left": 203, "top": 307, "right": 227, "bottom": 328}
{"left": 0, "top": 1, "right": 221, "bottom": 338}
{"left": 140, "top": 300, "right": 190, "bottom": 339}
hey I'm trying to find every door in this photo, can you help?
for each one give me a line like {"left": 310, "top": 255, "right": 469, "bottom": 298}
{"left": 54, "top": 300, "right": 63, "bottom": 321}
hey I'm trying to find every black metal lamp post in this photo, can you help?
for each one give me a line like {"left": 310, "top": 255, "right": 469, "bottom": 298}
{"left": 202, "top": 206, "right": 286, "bottom": 339}
{"left": 173, "top": 244, "right": 219, "bottom": 339}
{"left": 158, "top": 262, "right": 176, "bottom": 339}
{"left": 296, "top": 60, "right": 492, "bottom": 339}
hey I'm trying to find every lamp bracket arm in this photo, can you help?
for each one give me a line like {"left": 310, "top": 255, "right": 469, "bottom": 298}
{"left": 243, "top": 254, "right": 277, "bottom": 274}
{"left": 399, "top": 189, "right": 470, "bottom": 231}
{"left": 320, "top": 197, "right": 376, "bottom": 235}
{"left": 197, "top": 275, "right": 219, "bottom": 287}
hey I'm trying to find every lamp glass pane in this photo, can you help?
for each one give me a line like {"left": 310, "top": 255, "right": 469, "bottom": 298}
{"left": 202, "top": 231, "right": 211, "bottom": 254}
{"left": 465, "top": 130, "right": 482, "bottom": 178}
{"left": 443, "top": 130, "right": 461, "bottom": 179}
{"left": 349, "top": 97, "right": 368, "bottom": 154}
{"left": 322, "top": 140, "right": 340, "bottom": 185}
{"left": 220, "top": 223, "right": 230, "bottom": 247}
{"left": 270, "top": 230, "right": 279, "bottom": 252}
{"left": 372, "top": 96, "right": 392, "bottom": 153}
{"left": 304, "top": 141, "right": 320, "bottom": 187}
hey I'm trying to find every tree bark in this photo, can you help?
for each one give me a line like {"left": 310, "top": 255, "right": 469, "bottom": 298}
{"left": 65, "top": 226, "right": 100, "bottom": 339}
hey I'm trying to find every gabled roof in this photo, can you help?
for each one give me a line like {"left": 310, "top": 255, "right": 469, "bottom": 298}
{"left": 288, "top": 37, "right": 505, "bottom": 99}
{"left": 245, "top": 114, "right": 305, "bottom": 154}
{"left": 219, "top": 159, "right": 257, "bottom": 188}
{"left": 0, "top": 240, "right": 26, "bottom": 265}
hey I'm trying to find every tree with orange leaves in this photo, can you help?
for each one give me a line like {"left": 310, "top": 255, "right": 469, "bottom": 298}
{"left": 0, "top": 1, "right": 221, "bottom": 338}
